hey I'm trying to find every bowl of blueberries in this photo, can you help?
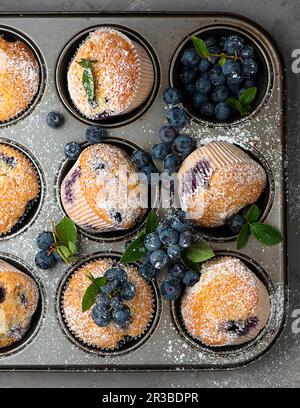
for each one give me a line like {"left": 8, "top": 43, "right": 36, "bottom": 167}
{"left": 170, "top": 26, "right": 272, "bottom": 125}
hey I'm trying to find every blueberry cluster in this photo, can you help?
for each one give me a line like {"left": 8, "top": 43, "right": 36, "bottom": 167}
{"left": 138, "top": 210, "right": 200, "bottom": 301}
{"left": 91, "top": 267, "right": 136, "bottom": 328}
{"left": 177, "top": 35, "right": 258, "bottom": 122}
{"left": 130, "top": 149, "right": 156, "bottom": 183}
{"left": 35, "top": 231, "right": 59, "bottom": 270}
{"left": 64, "top": 125, "right": 106, "bottom": 160}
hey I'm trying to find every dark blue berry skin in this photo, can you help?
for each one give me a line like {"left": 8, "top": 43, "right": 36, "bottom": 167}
{"left": 225, "top": 35, "right": 244, "bottom": 55}
{"left": 207, "top": 45, "right": 220, "bottom": 63}
{"left": 101, "top": 279, "right": 119, "bottom": 294}
{"left": 139, "top": 263, "right": 159, "bottom": 280}
{"left": 131, "top": 149, "right": 151, "bottom": 169}
{"left": 166, "top": 107, "right": 189, "bottom": 129}
{"left": 142, "top": 252, "right": 151, "bottom": 264}
{"left": 215, "top": 102, "right": 231, "bottom": 121}
{"left": 242, "top": 59, "right": 258, "bottom": 77}
{"left": 209, "top": 65, "right": 226, "bottom": 86}
{"left": 195, "top": 75, "right": 212, "bottom": 94}
{"left": 172, "top": 135, "right": 195, "bottom": 157}
{"left": 104, "top": 268, "right": 128, "bottom": 284}
{"left": 64, "top": 142, "right": 82, "bottom": 160}
{"left": 179, "top": 65, "right": 197, "bottom": 84}
{"left": 182, "top": 270, "right": 200, "bottom": 287}
{"left": 168, "top": 263, "right": 185, "bottom": 280}
{"left": 110, "top": 296, "right": 124, "bottom": 310}
{"left": 191, "top": 92, "right": 208, "bottom": 109}
{"left": 178, "top": 230, "right": 193, "bottom": 248}
{"left": 184, "top": 83, "right": 196, "bottom": 95}
{"left": 85, "top": 125, "right": 105, "bottom": 144}
{"left": 150, "top": 250, "right": 169, "bottom": 270}
{"left": 53, "top": 252, "right": 61, "bottom": 262}
{"left": 219, "top": 36, "right": 227, "bottom": 51}
{"left": 92, "top": 304, "right": 111, "bottom": 327}
{"left": 158, "top": 227, "right": 179, "bottom": 246}
{"left": 144, "top": 232, "right": 162, "bottom": 252}
{"left": 222, "top": 60, "right": 242, "bottom": 78}
{"left": 163, "top": 153, "right": 181, "bottom": 174}
{"left": 171, "top": 210, "right": 189, "bottom": 232}
{"left": 36, "top": 231, "right": 53, "bottom": 251}
{"left": 141, "top": 165, "right": 156, "bottom": 184}
{"left": 211, "top": 85, "right": 230, "bottom": 103}
{"left": 46, "top": 111, "right": 64, "bottom": 129}
{"left": 159, "top": 126, "right": 177, "bottom": 144}
{"left": 163, "top": 87, "right": 182, "bottom": 105}
{"left": 112, "top": 305, "right": 131, "bottom": 328}
{"left": 180, "top": 47, "right": 201, "bottom": 66}
{"left": 152, "top": 143, "right": 170, "bottom": 160}
{"left": 244, "top": 78, "right": 256, "bottom": 88}
{"left": 35, "top": 251, "right": 56, "bottom": 270}
{"left": 204, "top": 37, "right": 216, "bottom": 48}
{"left": 120, "top": 281, "right": 136, "bottom": 300}
{"left": 96, "top": 292, "right": 111, "bottom": 307}
{"left": 167, "top": 244, "right": 182, "bottom": 260}
{"left": 160, "top": 279, "right": 182, "bottom": 301}
{"left": 198, "top": 58, "right": 210, "bottom": 72}
{"left": 227, "top": 75, "right": 244, "bottom": 87}
{"left": 200, "top": 102, "right": 214, "bottom": 118}
{"left": 228, "top": 213, "right": 245, "bottom": 234}
{"left": 241, "top": 45, "right": 254, "bottom": 59}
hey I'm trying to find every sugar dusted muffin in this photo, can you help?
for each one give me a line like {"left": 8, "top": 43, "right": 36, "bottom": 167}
{"left": 62, "top": 258, "right": 154, "bottom": 349}
{"left": 0, "top": 259, "right": 39, "bottom": 348}
{"left": 0, "top": 37, "right": 40, "bottom": 122}
{"left": 0, "top": 144, "right": 40, "bottom": 235}
{"left": 61, "top": 143, "right": 148, "bottom": 233}
{"left": 181, "top": 256, "right": 270, "bottom": 347}
{"left": 67, "top": 28, "right": 154, "bottom": 119}
{"left": 178, "top": 141, "right": 266, "bottom": 227}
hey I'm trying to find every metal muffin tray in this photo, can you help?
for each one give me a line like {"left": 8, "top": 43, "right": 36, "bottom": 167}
{"left": 0, "top": 12, "right": 287, "bottom": 371}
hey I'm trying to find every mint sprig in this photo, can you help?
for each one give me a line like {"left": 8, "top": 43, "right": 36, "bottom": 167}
{"left": 226, "top": 87, "right": 257, "bottom": 116}
{"left": 76, "top": 58, "right": 98, "bottom": 102}
{"left": 51, "top": 216, "right": 79, "bottom": 265}
{"left": 236, "top": 204, "right": 283, "bottom": 250}
{"left": 82, "top": 274, "right": 106, "bottom": 312}
{"left": 191, "top": 36, "right": 243, "bottom": 65}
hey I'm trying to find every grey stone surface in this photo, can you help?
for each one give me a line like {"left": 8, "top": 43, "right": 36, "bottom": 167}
{"left": 0, "top": 0, "right": 299, "bottom": 388}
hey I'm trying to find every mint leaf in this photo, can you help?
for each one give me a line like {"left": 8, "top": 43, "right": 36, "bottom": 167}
{"left": 250, "top": 223, "right": 283, "bottom": 246}
{"left": 68, "top": 241, "right": 78, "bottom": 255}
{"left": 239, "top": 87, "right": 257, "bottom": 106}
{"left": 58, "top": 245, "right": 71, "bottom": 259}
{"left": 92, "top": 277, "right": 106, "bottom": 290}
{"left": 218, "top": 55, "right": 227, "bottom": 66}
{"left": 145, "top": 210, "right": 160, "bottom": 234}
{"left": 237, "top": 223, "right": 250, "bottom": 250}
{"left": 183, "top": 242, "right": 214, "bottom": 263}
{"left": 237, "top": 100, "right": 251, "bottom": 115}
{"left": 55, "top": 216, "right": 77, "bottom": 247}
{"left": 245, "top": 204, "right": 261, "bottom": 223}
{"left": 226, "top": 97, "right": 239, "bottom": 109}
{"left": 76, "top": 59, "right": 98, "bottom": 102}
{"left": 120, "top": 232, "right": 147, "bottom": 263}
{"left": 82, "top": 276, "right": 106, "bottom": 312}
{"left": 191, "top": 36, "right": 209, "bottom": 58}
{"left": 181, "top": 253, "right": 201, "bottom": 272}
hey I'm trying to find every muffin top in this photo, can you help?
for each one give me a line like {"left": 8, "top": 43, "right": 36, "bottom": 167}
{"left": 181, "top": 256, "right": 270, "bottom": 347}
{"left": 62, "top": 258, "right": 154, "bottom": 349}
{"left": 0, "top": 37, "right": 40, "bottom": 122}
{"left": 0, "top": 144, "right": 40, "bottom": 235}
{"left": 67, "top": 28, "right": 142, "bottom": 119}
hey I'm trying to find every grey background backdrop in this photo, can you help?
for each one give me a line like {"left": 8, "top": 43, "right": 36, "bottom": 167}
{"left": 0, "top": 0, "right": 298, "bottom": 388}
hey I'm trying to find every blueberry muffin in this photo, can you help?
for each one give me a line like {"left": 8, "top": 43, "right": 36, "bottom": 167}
{"left": 61, "top": 143, "right": 147, "bottom": 233}
{"left": 62, "top": 258, "right": 154, "bottom": 349}
{"left": 181, "top": 256, "right": 270, "bottom": 347}
{"left": 178, "top": 141, "right": 266, "bottom": 227}
{"left": 67, "top": 28, "right": 154, "bottom": 119}
{"left": 0, "top": 259, "right": 39, "bottom": 348}
{"left": 0, "top": 37, "right": 40, "bottom": 122}
{"left": 0, "top": 144, "right": 40, "bottom": 235}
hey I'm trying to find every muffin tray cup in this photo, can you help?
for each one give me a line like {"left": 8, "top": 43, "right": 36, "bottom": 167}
{"left": 0, "top": 12, "right": 287, "bottom": 371}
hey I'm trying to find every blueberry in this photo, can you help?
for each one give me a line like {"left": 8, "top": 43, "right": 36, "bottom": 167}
{"left": 64, "top": 142, "right": 82, "bottom": 160}
{"left": 158, "top": 227, "right": 179, "bottom": 246}
{"left": 180, "top": 47, "right": 201, "bottom": 66}
{"left": 209, "top": 65, "right": 226, "bottom": 86}
{"left": 167, "top": 244, "right": 182, "bottom": 259}
{"left": 195, "top": 75, "right": 212, "bottom": 94}
{"left": 141, "top": 165, "right": 156, "bottom": 184}
{"left": 166, "top": 107, "right": 189, "bottom": 128}
{"left": 211, "top": 85, "right": 230, "bottom": 103}
{"left": 150, "top": 250, "right": 169, "bottom": 270}
{"left": 184, "top": 83, "right": 196, "bottom": 95}
{"left": 200, "top": 102, "right": 214, "bottom": 118}
{"left": 152, "top": 143, "right": 170, "bottom": 160}
{"left": 53, "top": 251, "right": 61, "bottom": 263}
{"left": 182, "top": 270, "right": 200, "bottom": 287}
{"left": 179, "top": 65, "right": 197, "bottom": 84}
{"left": 242, "top": 59, "right": 258, "bottom": 77}
{"left": 171, "top": 210, "right": 189, "bottom": 232}
{"left": 101, "top": 279, "right": 119, "bottom": 294}
{"left": 244, "top": 78, "right": 256, "bottom": 88}
{"left": 120, "top": 281, "right": 136, "bottom": 300}
{"left": 46, "top": 111, "right": 64, "bottom": 129}
{"left": 131, "top": 149, "right": 151, "bottom": 169}
{"left": 222, "top": 60, "right": 242, "bottom": 78}
{"left": 159, "top": 126, "right": 177, "bottom": 144}
{"left": 168, "top": 263, "right": 185, "bottom": 280}
{"left": 228, "top": 213, "right": 245, "bottom": 234}
{"left": 215, "top": 102, "right": 231, "bottom": 121}
{"left": 160, "top": 279, "right": 182, "bottom": 301}
{"left": 36, "top": 231, "right": 53, "bottom": 251}
{"left": 142, "top": 252, "right": 151, "bottom": 264}
{"left": 163, "top": 153, "right": 181, "bottom": 174}
{"left": 85, "top": 125, "right": 105, "bottom": 144}
{"left": 163, "top": 87, "right": 182, "bottom": 105}
{"left": 227, "top": 75, "right": 244, "bottom": 87}
{"left": 198, "top": 58, "right": 210, "bottom": 72}
{"left": 110, "top": 296, "right": 124, "bottom": 310}
{"left": 92, "top": 304, "right": 111, "bottom": 327}
{"left": 204, "top": 37, "right": 216, "bottom": 48}
{"left": 241, "top": 45, "right": 254, "bottom": 59}
{"left": 225, "top": 35, "right": 244, "bottom": 55}
{"left": 157, "top": 219, "right": 172, "bottom": 234}
{"left": 207, "top": 45, "right": 220, "bottom": 63}
{"left": 96, "top": 292, "right": 111, "bottom": 307}
{"left": 35, "top": 251, "right": 56, "bottom": 270}
{"left": 144, "top": 232, "right": 161, "bottom": 252}
{"left": 219, "top": 36, "right": 228, "bottom": 51}
{"left": 104, "top": 268, "right": 128, "bottom": 284}
{"left": 112, "top": 304, "right": 131, "bottom": 328}
{"left": 178, "top": 230, "right": 192, "bottom": 248}
{"left": 139, "top": 263, "right": 159, "bottom": 280}
{"left": 172, "top": 135, "right": 195, "bottom": 157}
{"left": 191, "top": 92, "right": 208, "bottom": 109}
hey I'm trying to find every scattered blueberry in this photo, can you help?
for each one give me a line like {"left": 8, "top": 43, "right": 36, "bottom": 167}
{"left": 228, "top": 213, "right": 245, "bottom": 234}
{"left": 64, "top": 142, "right": 82, "bottom": 160}
{"left": 178, "top": 230, "right": 193, "bottom": 248}
{"left": 35, "top": 251, "right": 56, "bottom": 270}
{"left": 131, "top": 149, "right": 151, "bottom": 169}
{"left": 168, "top": 263, "right": 185, "bottom": 280}
{"left": 144, "top": 232, "right": 162, "bottom": 252}
{"left": 158, "top": 227, "right": 178, "bottom": 246}
{"left": 160, "top": 279, "right": 182, "bottom": 301}
{"left": 163, "top": 153, "right": 181, "bottom": 174}
{"left": 199, "top": 102, "right": 214, "bottom": 118}
{"left": 85, "top": 125, "right": 105, "bottom": 144}
{"left": 166, "top": 107, "right": 189, "bottom": 128}
{"left": 150, "top": 250, "right": 169, "bottom": 270}
{"left": 167, "top": 244, "right": 182, "bottom": 260}
{"left": 112, "top": 304, "right": 131, "bottom": 328}
{"left": 159, "top": 126, "right": 177, "bottom": 144}
{"left": 179, "top": 65, "right": 197, "bottom": 84}
{"left": 104, "top": 268, "right": 128, "bottom": 284}
{"left": 173, "top": 135, "right": 195, "bottom": 157}
{"left": 163, "top": 87, "right": 182, "bottom": 105}
{"left": 92, "top": 304, "right": 111, "bottom": 327}
{"left": 182, "top": 270, "right": 200, "bottom": 287}
{"left": 215, "top": 102, "right": 231, "bottom": 121}
{"left": 36, "top": 231, "right": 53, "bottom": 251}
{"left": 211, "top": 85, "right": 230, "bottom": 103}
{"left": 152, "top": 143, "right": 170, "bottom": 160}
{"left": 181, "top": 47, "right": 201, "bottom": 66}
{"left": 120, "top": 281, "right": 136, "bottom": 301}
{"left": 139, "top": 263, "right": 159, "bottom": 280}
{"left": 46, "top": 111, "right": 64, "bottom": 129}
